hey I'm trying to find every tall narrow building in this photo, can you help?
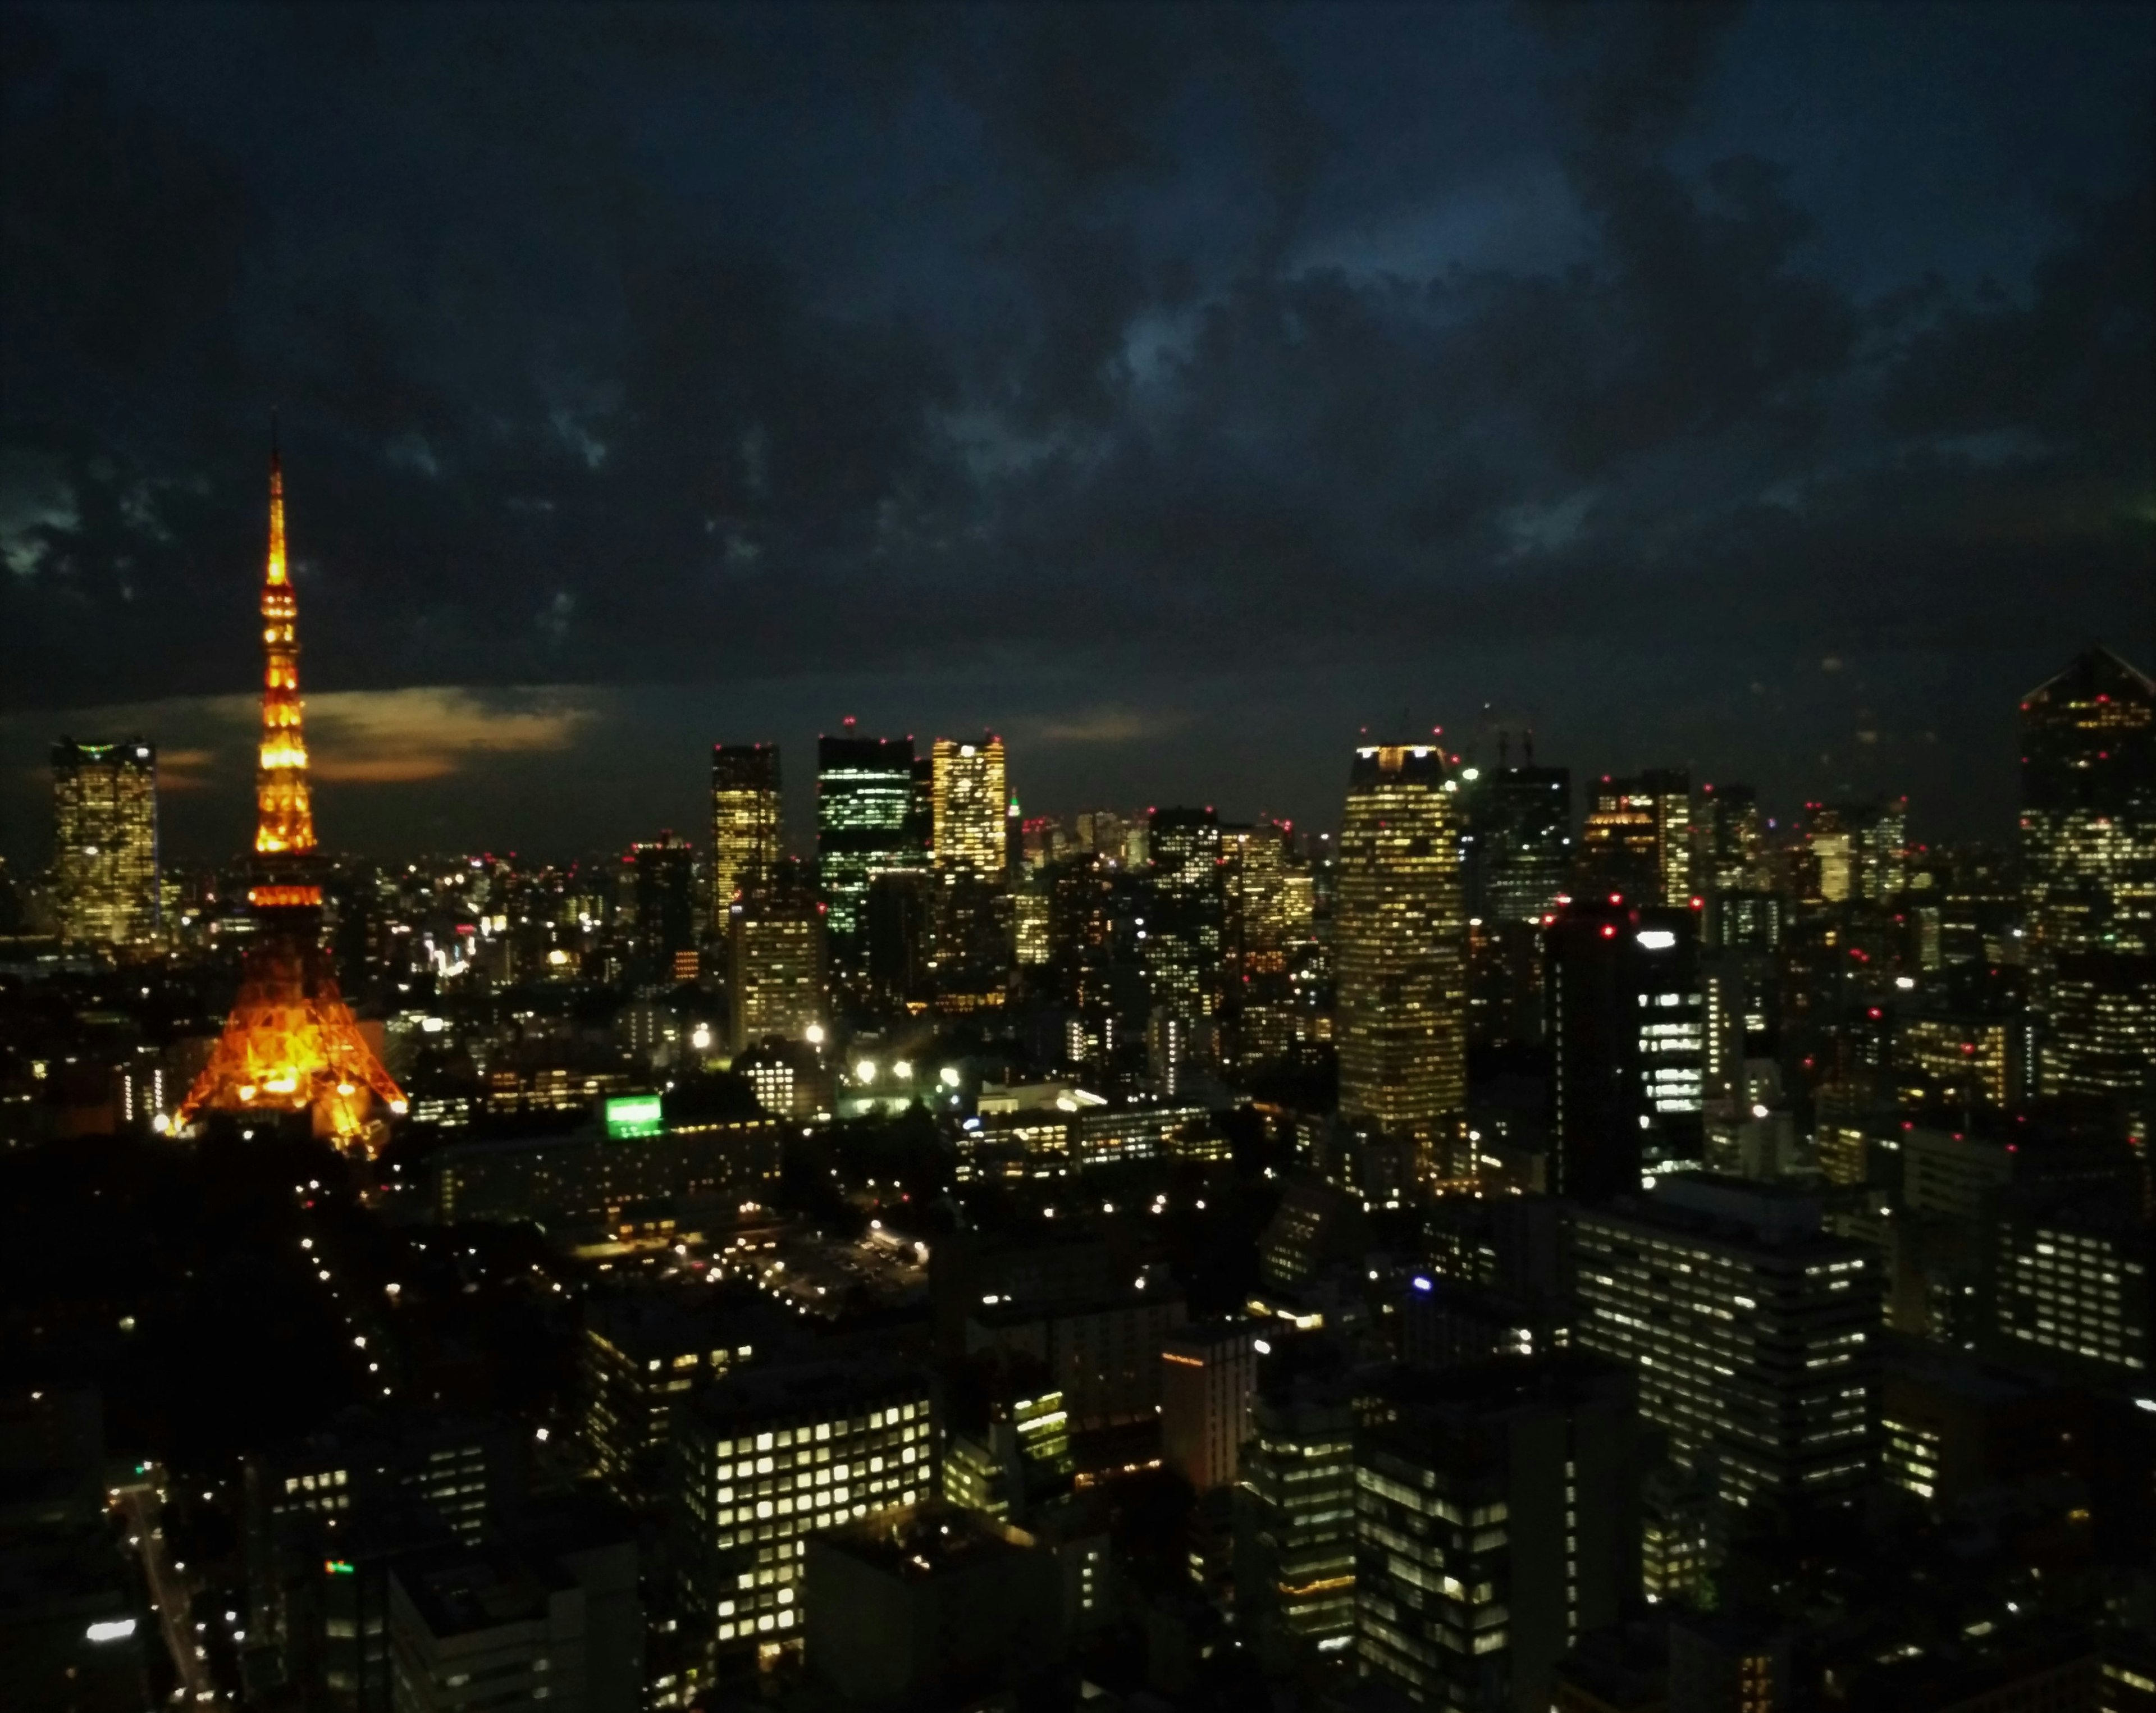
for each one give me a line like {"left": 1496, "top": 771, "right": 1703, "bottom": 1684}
{"left": 930, "top": 736, "right": 1008, "bottom": 877}
{"left": 1335, "top": 743, "right": 1468, "bottom": 1181}
{"left": 1462, "top": 764, "right": 1572, "bottom": 925}
{"left": 1145, "top": 806, "right": 1225, "bottom": 1063}
{"left": 816, "top": 727, "right": 920, "bottom": 980}
{"left": 50, "top": 738, "right": 161, "bottom": 950}
{"left": 2018, "top": 647, "right": 2156, "bottom": 1099}
{"left": 710, "top": 744, "right": 782, "bottom": 926}
{"left": 177, "top": 441, "right": 406, "bottom": 1148}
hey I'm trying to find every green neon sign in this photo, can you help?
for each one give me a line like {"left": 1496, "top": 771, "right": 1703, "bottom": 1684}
{"left": 325, "top": 1560, "right": 355, "bottom": 1575}
{"left": 605, "top": 1095, "right": 663, "bottom": 1139}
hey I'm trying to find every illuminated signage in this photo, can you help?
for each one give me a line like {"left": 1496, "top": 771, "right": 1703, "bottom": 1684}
{"left": 605, "top": 1095, "right": 664, "bottom": 1140}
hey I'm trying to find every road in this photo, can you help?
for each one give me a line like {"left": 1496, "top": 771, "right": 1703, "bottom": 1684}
{"left": 118, "top": 1471, "right": 221, "bottom": 1707}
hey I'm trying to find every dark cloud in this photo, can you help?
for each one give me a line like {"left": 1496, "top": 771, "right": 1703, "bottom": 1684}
{"left": 0, "top": 1, "right": 2149, "bottom": 857}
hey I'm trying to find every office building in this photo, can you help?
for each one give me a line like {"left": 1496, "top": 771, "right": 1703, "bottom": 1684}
{"left": 581, "top": 1290, "right": 790, "bottom": 1509}
{"left": 49, "top": 737, "right": 159, "bottom": 949}
{"left": 386, "top": 1497, "right": 642, "bottom": 1713}
{"left": 940, "top": 1381, "right": 1072, "bottom": 1523}
{"left": 1803, "top": 797, "right": 1908, "bottom": 905}
{"left": 672, "top": 1358, "right": 933, "bottom": 1671}
{"left": 1698, "top": 783, "right": 1768, "bottom": 896}
{"left": 965, "top": 1283, "right": 1188, "bottom": 1432}
{"left": 1161, "top": 1321, "right": 1257, "bottom": 1492}
{"left": 1666, "top": 1614, "right": 1795, "bottom": 1713}
{"left": 1353, "top": 1354, "right": 1640, "bottom": 1713}
{"left": 1235, "top": 1349, "right": 1359, "bottom": 1664}
{"left": 1464, "top": 763, "right": 1572, "bottom": 925}
{"left": 1985, "top": 1191, "right": 2152, "bottom": 1382}
{"left": 801, "top": 1502, "right": 1066, "bottom": 1705}
{"left": 709, "top": 744, "right": 782, "bottom": 926}
{"left": 430, "top": 1116, "right": 783, "bottom": 1230}
{"left": 1547, "top": 898, "right": 1706, "bottom": 1202}
{"left": 627, "top": 833, "right": 697, "bottom": 983}
{"left": 816, "top": 728, "right": 922, "bottom": 979}
{"left": 727, "top": 876, "right": 823, "bottom": 1052}
{"left": 1571, "top": 1176, "right": 1881, "bottom": 1511}
{"left": 1336, "top": 744, "right": 1468, "bottom": 1180}
{"left": 1581, "top": 770, "right": 1693, "bottom": 905}
{"left": 1146, "top": 806, "right": 1226, "bottom": 1062}
{"left": 931, "top": 735, "right": 1008, "bottom": 877}
{"left": 2020, "top": 648, "right": 2156, "bottom": 1099}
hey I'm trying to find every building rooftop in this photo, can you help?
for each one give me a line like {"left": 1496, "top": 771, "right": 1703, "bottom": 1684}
{"left": 812, "top": 1499, "right": 1036, "bottom": 1582}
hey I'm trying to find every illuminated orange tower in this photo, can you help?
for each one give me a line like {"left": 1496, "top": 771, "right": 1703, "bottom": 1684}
{"left": 176, "top": 438, "right": 406, "bottom": 1148}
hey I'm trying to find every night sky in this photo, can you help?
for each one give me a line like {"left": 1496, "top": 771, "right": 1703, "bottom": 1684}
{"left": 2, "top": 2, "right": 2150, "bottom": 866}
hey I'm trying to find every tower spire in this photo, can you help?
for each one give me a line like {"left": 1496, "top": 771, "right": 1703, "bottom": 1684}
{"left": 254, "top": 436, "right": 313, "bottom": 856}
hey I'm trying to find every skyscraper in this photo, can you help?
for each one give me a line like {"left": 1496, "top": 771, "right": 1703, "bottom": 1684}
{"left": 710, "top": 744, "right": 782, "bottom": 927}
{"left": 1145, "top": 806, "right": 1225, "bottom": 1064}
{"left": 1159, "top": 1321, "right": 1257, "bottom": 1492}
{"left": 1698, "top": 783, "right": 1767, "bottom": 895}
{"left": 931, "top": 736, "right": 1008, "bottom": 876}
{"left": 1462, "top": 764, "right": 1572, "bottom": 925}
{"left": 2018, "top": 647, "right": 2156, "bottom": 1099}
{"left": 815, "top": 728, "right": 921, "bottom": 979}
{"left": 1335, "top": 744, "right": 1468, "bottom": 1181}
{"left": 728, "top": 868, "right": 824, "bottom": 1052}
{"left": 1580, "top": 769, "right": 1692, "bottom": 905}
{"left": 1546, "top": 898, "right": 1706, "bottom": 1201}
{"left": 176, "top": 442, "right": 405, "bottom": 1148}
{"left": 628, "top": 832, "right": 697, "bottom": 983}
{"left": 929, "top": 736, "right": 1010, "bottom": 1009}
{"left": 49, "top": 738, "right": 160, "bottom": 949}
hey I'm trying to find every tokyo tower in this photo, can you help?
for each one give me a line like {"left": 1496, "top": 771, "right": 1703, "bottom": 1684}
{"left": 174, "top": 438, "right": 406, "bottom": 1149}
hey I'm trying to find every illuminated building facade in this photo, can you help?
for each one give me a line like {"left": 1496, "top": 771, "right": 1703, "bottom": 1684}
{"left": 940, "top": 1387, "right": 1072, "bottom": 1522}
{"left": 1547, "top": 899, "right": 1705, "bottom": 1201}
{"left": 1699, "top": 782, "right": 1769, "bottom": 895}
{"left": 1225, "top": 821, "right": 1308, "bottom": 1068}
{"left": 1581, "top": 769, "right": 1692, "bottom": 905}
{"left": 1160, "top": 1320, "right": 1257, "bottom": 1492}
{"left": 931, "top": 736, "right": 1008, "bottom": 877}
{"left": 1805, "top": 797, "right": 1908, "bottom": 903}
{"left": 49, "top": 737, "right": 160, "bottom": 949}
{"left": 672, "top": 1358, "right": 933, "bottom": 1671}
{"left": 1335, "top": 744, "right": 1467, "bottom": 1177}
{"left": 710, "top": 744, "right": 782, "bottom": 927}
{"left": 728, "top": 878, "right": 824, "bottom": 1051}
{"left": 581, "top": 1292, "right": 775, "bottom": 1509}
{"left": 1353, "top": 1355, "right": 1638, "bottom": 1712}
{"left": 1895, "top": 1009, "right": 2017, "bottom": 1111}
{"left": 929, "top": 734, "right": 1010, "bottom": 1009}
{"left": 1985, "top": 1194, "right": 2151, "bottom": 1381}
{"left": 816, "top": 729, "right": 922, "bottom": 977}
{"left": 2019, "top": 648, "right": 2156, "bottom": 1098}
{"left": 1145, "top": 806, "right": 1225, "bottom": 1062}
{"left": 1235, "top": 1363, "right": 1358, "bottom": 1661}
{"left": 177, "top": 446, "right": 406, "bottom": 1147}
{"left": 1570, "top": 1177, "right": 1881, "bottom": 1510}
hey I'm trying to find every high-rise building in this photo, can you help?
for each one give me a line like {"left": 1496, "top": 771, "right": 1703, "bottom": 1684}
{"left": 1804, "top": 797, "right": 1909, "bottom": 905}
{"left": 671, "top": 1358, "right": 934, "bottom": 1673}
{"left": 2018, "top": 648, "right": 2156, "bottom": 1099}
{"left": 1160, "top": 1321, "right": 1257, "bottom": 1492}
{"left": 1984, "top": 1190, "right": 2152, "bottom": 1383}
{"left": 815, "top": 728, "right": 922, "bottom": 979}
{"left": 1336, "top": 744, "right": 1468, "bottom": 1180}
{"left": 1581, "top": 770, "right": 1693, "bottom": 905}
{"left": 628, "top": 833, "right": 697, "bottom": 983}
{"left": 710, "top": 745, "right": 782, "bottom": 927}
{"left": 1145, "top": 807, "right": 1225, "bottom": 1063}
{"left": 1570, "top": 1176, "right": 1881, "bottom": 1511}
{"left": 727, "top": 872, "right": 824, "bottom": 1052}
{"left": 1698, "top": 783, "right": 1768, "bottom": 896}
{"left": 49, "top": 738, "right": 161, "bottom": 950}
{"left": 931, "top": 735, "right": 1008, "bottom": 878}
{"left": 1352, "top": 1354, "right": 1640, "bottom": 1712}
{"left": 1463, "top": 764, "right": 1572, "bottom": 925}
{"left": 176, "top": 442, "right": 405, "bottom": 1148}
{"left": 929, "top": 736, "right": 1011, "bottom": 1010}
{"left": 1235, "top": 1346, "right": 1359, "bottom": 1665}
{"left": 1547, "top": 898, "right": 1706, "bottom": 1201}
{"left": 1225, "top": 821, "right": 1309, "bottom": 1069}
